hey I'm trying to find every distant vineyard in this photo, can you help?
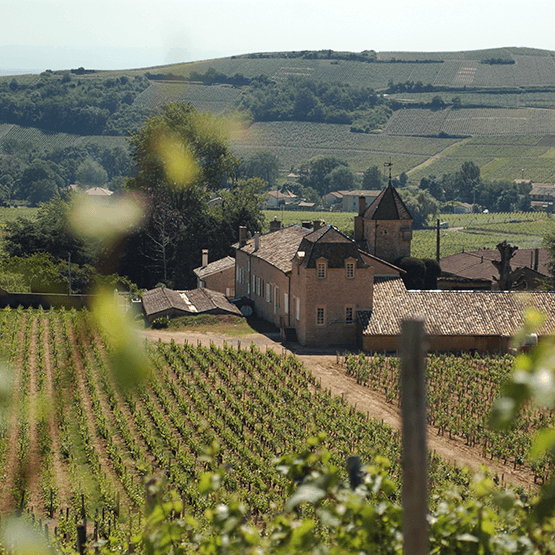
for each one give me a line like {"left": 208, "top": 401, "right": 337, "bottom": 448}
{"left": 232, "top": 121, "right": 455, "bottom": 172}
{"left": 0, "top": 125, "right": 128, "bottom": 153}
{"left": 385, "top": 107, "right": 555, "bottom": 137}
{"left": 0, "top": 125, "right": 81, "bottom": 151}
{"left": 133, "top": 82, "right": 243, "bottom": 112}
{"left": 412, "top": 229, "right": 546, "bottom": 259}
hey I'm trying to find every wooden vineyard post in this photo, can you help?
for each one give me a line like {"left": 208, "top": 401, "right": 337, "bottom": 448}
{"left": 400, "top": 319, "right": 429, "bottom": 555}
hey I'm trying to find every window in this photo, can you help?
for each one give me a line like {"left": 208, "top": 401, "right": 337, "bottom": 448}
{"left": 346, "top": 262, "right": 355, "bottom": 279}
{"left": 317, "top": 262, "right": 326, "bottom": 279}
{"left": 345, "top": 307, "right": 354, "bottom": 325}
{"left": 284, "top": 292, "right": 289, "bottom": 314}
{"left": 316, "top": 307, "right": 325, "bottom": 326}
{"left": 266, "top": 283, "right": 271, "bottom": 303}
{"left": 275, "top": 287, "right": 280, "bottom": 307}
{"left": 256, "top": 276, "right": 261, "bottom": 296}
{"left": 252, "top": 275, "right": 256, "bottom": 293}
{"left": 296, "top": 297, "right": 300, "bottom": 321}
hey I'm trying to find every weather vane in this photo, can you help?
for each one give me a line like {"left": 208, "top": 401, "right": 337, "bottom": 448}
{"left": 384, "top": 160, "right": 393, "bottom": 184}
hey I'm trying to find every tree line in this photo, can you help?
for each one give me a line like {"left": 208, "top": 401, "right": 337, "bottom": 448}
{"left": 237, "top": 76, "right": 391, "bottom": 132}
{"left": 0, "top": 71, "right": 150, "bottom": 135}
{"left": 0, "top": 140, "right": 132, "bottom": 205}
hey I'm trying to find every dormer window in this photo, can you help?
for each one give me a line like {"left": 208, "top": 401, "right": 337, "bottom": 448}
{"left": 346, "top": 262, "right": 355, "bottom": 279}
{"left": 317, "top": 261, "right": 327, "bottom": 279}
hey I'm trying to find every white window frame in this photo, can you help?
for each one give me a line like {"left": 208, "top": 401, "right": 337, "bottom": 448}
{"left": 284, "top": 292, "right": 289, "bottom": 314}
{"left": 296, "top": 297, "right": 300, "bottom": 321}
{"left": 346, "top": 262, "right": 355, "bottom": 279}
{"left": 266, "top": 283, "right": 271, "bottom": 303}
{"left": 317, "top": 262, "right": 326, "bottom": 279}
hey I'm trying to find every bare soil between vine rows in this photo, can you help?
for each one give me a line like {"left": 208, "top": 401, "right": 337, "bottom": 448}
{"left": 139, "top": 328, "right": 536, "bottom": 490}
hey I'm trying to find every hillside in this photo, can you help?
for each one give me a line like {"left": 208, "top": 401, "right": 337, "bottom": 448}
{"left": 3, "top": 47, "right": 555, "bottom": 184}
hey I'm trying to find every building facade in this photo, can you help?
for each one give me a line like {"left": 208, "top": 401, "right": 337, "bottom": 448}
{"left": 234, "top": 220, "right": 402, "bottom": 347}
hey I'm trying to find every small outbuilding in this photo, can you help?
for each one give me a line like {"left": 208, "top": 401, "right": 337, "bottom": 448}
{"left": 142, "top": 286, "right": 241, "bottom": 323}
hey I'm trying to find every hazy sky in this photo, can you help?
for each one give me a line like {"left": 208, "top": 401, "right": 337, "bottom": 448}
{"left": 2, "top": 0, "right": 555, "bottom": 73}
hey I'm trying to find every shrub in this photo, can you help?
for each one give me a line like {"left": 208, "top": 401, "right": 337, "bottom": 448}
{"left": 151, "top": 316, "right": 170, "bottom": 329}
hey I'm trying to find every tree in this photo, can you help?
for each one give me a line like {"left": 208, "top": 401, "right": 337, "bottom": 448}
{"left": 16, "top": 159, "right": 66, "bottom": 206}
{"left": 76, "top": 158, "right": 108, "bottom": 188}
{"left": 297, "top": 155, "right": 348, "bottom": 196}
{"left": 3, "top": 195, "right": 96, "bottom": 267}
{"left": 121, "top": 103, "right": 263, "bottom": 289}
{"left": 126, "top": 102, "right": 239, "bottom": 204}
{"left": 492, "top": 240, "right": 518, "bottom": 290}
{"left": 324, "top": 166, "right": 358, "bottom": 193}
{"left": 236, "top": 151, "right": 280, "bottom": 188}
{"left": 361, "top": 165, "right": 386, "bottom": 190}
{"left": 218, "top": 178, "right": 266, "bottom": 238}
{"left": 398, "top": 188, "right": 440, "bottom": 228}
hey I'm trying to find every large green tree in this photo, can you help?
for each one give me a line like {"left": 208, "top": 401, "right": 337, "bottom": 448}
{"left": 126, "top": 102, "right": 239, "bottom": 203}
{"left": 121, "top": 103, "right": 264, "bottom": 289}
{"left": 297, "top": 155, "right": 348, "bottom": 196}
{"left": 236, "top": 151, "right": 280, "bottom": 188}
{"left": 361, "top": 165, "right": 387, "bottom": 190}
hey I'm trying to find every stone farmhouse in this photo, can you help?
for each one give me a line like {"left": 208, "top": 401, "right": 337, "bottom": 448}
{"left": 234, "top": 182, "right": 555, "bottom": 352}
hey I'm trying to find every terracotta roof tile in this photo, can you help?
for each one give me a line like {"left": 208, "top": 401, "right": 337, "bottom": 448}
{"left": 360, "top": 278, "right": 555, "bottom": 337}
{"left": 235, "top": 225, "right": 312, "bottom": 273}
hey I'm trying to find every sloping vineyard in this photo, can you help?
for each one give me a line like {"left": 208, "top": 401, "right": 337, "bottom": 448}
{"left": 345, "top": 352, "right": 555, "bottom": 483}
{"left": 0, "top": 307, "right": 473, "bottom": 549}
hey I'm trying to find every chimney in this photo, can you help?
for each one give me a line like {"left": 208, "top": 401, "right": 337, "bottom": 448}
{"left": 202, "top": 249, "right": 208, "bottom": 267}
{"left": 534, "top": 248, "right": 539, "bottom": 271}
{"left": 270, "top": 218, "right": 281, "bottom": 232}
{"left": 358, "top": 195, "right": 366, "bottom": 216}
{"left": 239, "top": 226, "right": 247, "bottom": 247}
{"left": 254, "top": 231, "right": 260, "bottom": 252}
{"left": 313, "top": 219, "right": 324, "bottom": 231}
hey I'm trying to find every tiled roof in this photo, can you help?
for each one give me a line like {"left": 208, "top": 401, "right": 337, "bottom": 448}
{"left": 193, "top": 256, "right": 235, "bottom": 279}
{"left": 235, "top": 225, "right": 312, "bottom": 273}
{"left": 359, "top": 278, "right": 555, "bottom": 337}
{"left": 298, "top": 225, "right": 368, "bottom": 269}
{"left": 441, "top": 248, "right": 551, "bottom": 280}
{"left": 143, "top": 287, "right": 241, "bottom": 317}
{"left": 363, "top": 183, "right": 412, "bottom": 221}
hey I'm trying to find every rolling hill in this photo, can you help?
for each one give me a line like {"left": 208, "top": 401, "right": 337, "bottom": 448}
{"left": 3, "top": 47, "right": 555, "bottom": 183}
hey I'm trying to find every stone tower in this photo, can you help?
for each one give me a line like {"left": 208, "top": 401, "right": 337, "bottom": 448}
{"left": 354, "top": 180, "right": 413, "bottom": 264}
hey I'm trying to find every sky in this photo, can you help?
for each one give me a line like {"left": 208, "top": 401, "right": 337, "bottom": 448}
{"left": 2, "top": 0, "right": 555, "bottom": 74}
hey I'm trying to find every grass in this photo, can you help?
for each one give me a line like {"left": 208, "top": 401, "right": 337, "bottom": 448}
{"left": 154, "top": 314, "right": 262, "bottom": 336}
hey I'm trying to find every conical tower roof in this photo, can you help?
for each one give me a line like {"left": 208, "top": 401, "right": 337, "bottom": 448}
{"left": 362, "top": 182, "right": 413, "bottom": 221}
